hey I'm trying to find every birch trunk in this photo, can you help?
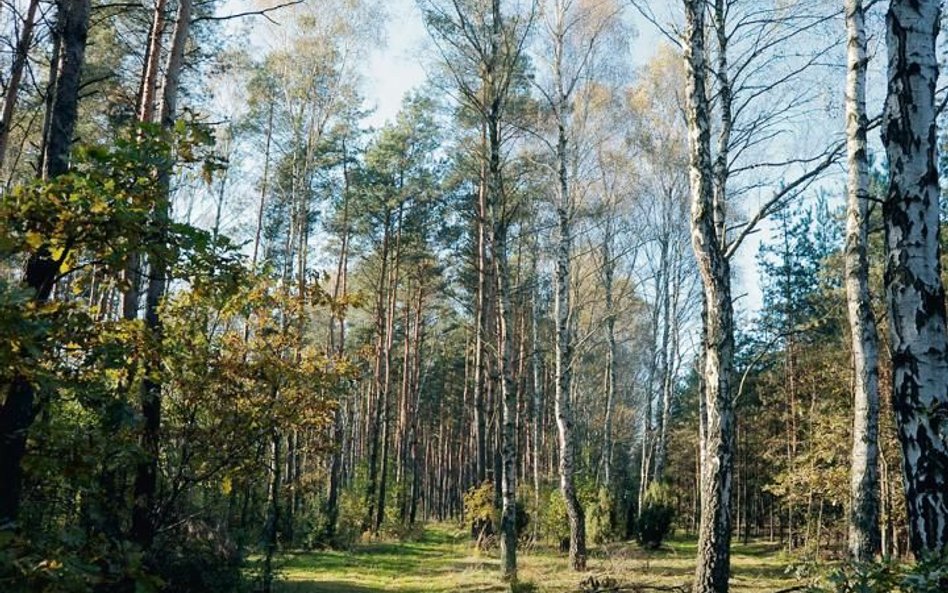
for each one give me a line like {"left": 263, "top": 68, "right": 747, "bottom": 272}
{"left": 485, "top": 0, "right": 518, "bottom": 580}
{"left": 554, "top": 146, "right": 586, "bottom": 572}
{"left": 531, "top": 245, "right": 543, "bottom": 538}
{"left": 684, "top": 1, "right": 735, "bottom": 591}
{"left": 495, "top": 224, "right": 519, "bottom": 582}
{"left": 602, "top": 222, "right": 617, "bottom": 487}
{"left": 552, "top": 2, "right": 586, "bottom": 567}
{"left": 844, "top": 0, "right": 882, "bottom": 562}
{"left": 881, "top": 0, "right": 948, "bottom": 557}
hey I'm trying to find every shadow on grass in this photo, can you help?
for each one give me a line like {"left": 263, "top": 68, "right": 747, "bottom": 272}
{"left": 280, "top": 580, "right": 385, "bottom": 593}
{"left": 281, "top": 527, "right": 469, "bottom": 585}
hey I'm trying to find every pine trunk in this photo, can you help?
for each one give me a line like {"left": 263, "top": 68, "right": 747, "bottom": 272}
{"left": 0, "top": 0, "right": 40, "bottom": 170}
{"left": 130, "top": 0, "right": 191, "bottom": 549}
{"left": 0, "top": 0, "right": 90, "bottom": 530}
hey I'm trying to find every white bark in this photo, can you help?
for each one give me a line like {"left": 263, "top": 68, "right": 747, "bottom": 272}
{"left": 844, "top": 0, "right": 881, "bottom": 562}
{"left": 684, "top": 1, "right": 735, "bottom": 591}
{"left": 881, "top": 0, "right": 948, "bottom": 558}
{"left": 550, "top": 0, "right": 586, "bottom": 571}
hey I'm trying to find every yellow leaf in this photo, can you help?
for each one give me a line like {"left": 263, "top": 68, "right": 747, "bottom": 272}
{"left": 25, "top": 232, "right": 44, "bottom": 250}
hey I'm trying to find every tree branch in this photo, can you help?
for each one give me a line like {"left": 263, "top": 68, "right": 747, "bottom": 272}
{"left": 193, "top": 0, "right": 303, "bottom": 25}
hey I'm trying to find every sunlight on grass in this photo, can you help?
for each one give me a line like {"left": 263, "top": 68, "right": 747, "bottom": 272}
{"left": 274, "top": 524, "right": 803, "bottom": 593}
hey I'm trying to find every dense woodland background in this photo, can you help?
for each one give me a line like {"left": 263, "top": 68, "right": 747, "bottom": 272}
{"left": 0, "top": 1, "right": 946, "bottom": 592}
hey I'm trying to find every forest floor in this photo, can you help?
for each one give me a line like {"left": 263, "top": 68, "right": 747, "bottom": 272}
{"left": 274, "top": 524, "right": 806, "bottom": 593}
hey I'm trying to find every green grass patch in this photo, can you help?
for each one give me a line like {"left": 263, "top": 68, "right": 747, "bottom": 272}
{"left": 275, "top": 524, "right": 803, "bottom": 593}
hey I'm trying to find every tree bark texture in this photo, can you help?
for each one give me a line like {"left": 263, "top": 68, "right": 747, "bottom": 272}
{"left": 881, "top": 0, "right": 948, "bottom": 558}
{"left": 684, "top": 1, "right": 735, "bottom": 591}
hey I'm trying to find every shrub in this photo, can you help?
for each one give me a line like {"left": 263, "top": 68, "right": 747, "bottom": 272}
{"left": 149, "top": 520, "right": 244, "bottom": 593}
{"left": 462, "top": 482, "right": 529, "bottom": 549}
{"left": 539, "top": 489, "right": 570, "bottom": 549}
{"left": 333, "top": 485, "right": 369, "bottom": 549}
{"left": 587, "top": 487, "right": 618, "bottom": 545}
{"left": 811, "top": 554, "right": 948, "bottom": 593}
{"left": 463, "top": 481, "right": 497, "bottom": 547}
{"left": 635, "top": 482, "right": 675, "bottom": 550}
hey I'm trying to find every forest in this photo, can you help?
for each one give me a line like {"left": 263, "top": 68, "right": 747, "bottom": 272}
{"left": 0, "top": 0, "right": 947, "bottom": 592}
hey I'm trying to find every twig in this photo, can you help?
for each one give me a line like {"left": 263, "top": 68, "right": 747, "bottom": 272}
{"left": 193, "top": 0, "right": 302, "bottom": 25}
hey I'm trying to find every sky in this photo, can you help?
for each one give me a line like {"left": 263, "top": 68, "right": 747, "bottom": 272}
{"left": 362, "top": 0, "right": 430, "bottom": 127}
{"left": 357, "top": 1, "right": 776, "bottom": 313}
{"left": 220, "top": 0, "right": 859, "bottom": 319}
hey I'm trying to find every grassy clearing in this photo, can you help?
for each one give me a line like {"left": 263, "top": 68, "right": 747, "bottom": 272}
{"left": 275, "top": 524, "right": 803, "bottom": 593}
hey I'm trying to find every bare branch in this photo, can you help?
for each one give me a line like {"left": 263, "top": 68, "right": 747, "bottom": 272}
{"left": 193, "top": 0, "right": 303, "bottom": 25}
{"left": 724, "top": 140, "right": 845, "bottom": 260}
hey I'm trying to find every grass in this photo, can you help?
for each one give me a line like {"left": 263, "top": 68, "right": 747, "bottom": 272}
{"left": 274, "top": 524, "right": 805, "bottom": 593}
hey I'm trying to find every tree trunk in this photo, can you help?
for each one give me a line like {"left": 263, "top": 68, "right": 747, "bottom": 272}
{"left": 39, "top": 0, "right": 90, "bottom": 180}
{"left": 684, "top": 1, "right": 735, "bottom": 591}
{"left": 602, "top": 223, "right": 617, "bottom": 488}
{"left": 554, "top": 166, "right": 586, "bottom": 572}
{"left": 324, "top": 134, "right": 350, "bottom": 540}
{"left": 881, "top": 0, "right": 948, "bottom": 558}
{"left": 844, "top": 0, "right": 882, "bottom": 562}
{"left": 363, "top": 209, "right": 392, "bottom": 532}
{"left": 123, "top": 0, "right": 170, "bottom": 322}
{"left": 0, "top": 0, "right": 40, "bottom": 171}
{"left": 474, "top": 137, "right": 490, "bottom": 485}
{"left": 262, "top": 427, "right": 282, "bottom": 593}
{"left": 130, "top": 0, "right": 192, "bottom": 549}
{"left": 495, "top": 224, "right": 519, "bottom": 582}
{"left": 552, "top": 15, "right": 586, "bottom": 566}
{"left": 375, "top": 207, "right": 403, "bottom": 533}
{"left": 0, "top": 0, "right": 90, "bottom": 531}
{"left": 531, "top": 246, "right": 543, "bottom": 539}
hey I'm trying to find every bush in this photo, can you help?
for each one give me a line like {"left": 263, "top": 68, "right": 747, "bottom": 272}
{"left": 587, "top": 487, "right": 618, "bottom": 545}
{"left": 538, "top": 489, "right": 570, "bottom": 549}
{"left": 462, "top": 482, "right": 529, "bottom": 549}
{"left": 635, "top": 482, "right": 675, "bottom": 549}
{"left": 149, "top": 520, "right": 244, "bottom": 593}
{"left": 810, "top": 554, "right": 948, "bottom": 593}
{"left": 333, "top": 485, "right": 369, "bottom": 549}
{"left": 463, "top": 481, "right": 497, "bottom": 546}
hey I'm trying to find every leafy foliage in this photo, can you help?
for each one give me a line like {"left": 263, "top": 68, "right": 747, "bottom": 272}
{"left": 809, "top": 554, "right": 948, "bottom": 593}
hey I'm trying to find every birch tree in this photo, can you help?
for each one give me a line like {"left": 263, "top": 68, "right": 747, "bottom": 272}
{"left": 844, "top": 0, "right": 881, "bottom": 562}
{"left": 683, "top": 5, "right": 735, "bottom": 591}
{"left": 674, "top": 0, "right": 844, "bottom": 589}
{"left": 881, "top": 0, "right": 948, "bottom": 558}
{"left": 535, "top": 0, "right": 622, "bottom": 571}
